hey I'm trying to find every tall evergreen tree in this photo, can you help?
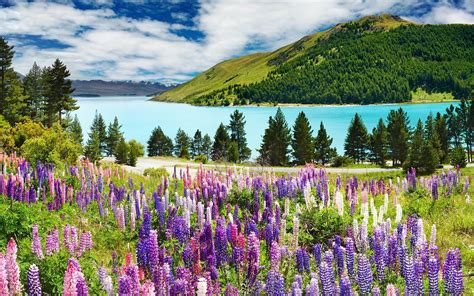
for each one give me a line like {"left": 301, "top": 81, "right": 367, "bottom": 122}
{"left": 0, "top": 36, "right": 14, "bottom": 115}
{"left": 212, "top": 123, "right": 230, "bottom": 161}
{"left": 387, "top": 108, "right": 410, "bottom": 166}
{"left": 68, "top": 114, "right": 83, "bottom": 145}
{"left": 445, "top": 104, "right": 463, "bottom": 148}
{"left": 313, "top": 122, "right": 337, "bottom": 165}
{"left": 84, "top": 130, "right": 102, "bottom": 162}
{"left": 258, "top": 108, "right": 291, "bottom": 166}
{"left": 228, "top": 110, "right": 251, "bottom": 162}
{"left": 174, "top": 128, "right": 191, "bottom": 159}
{"left": 456, "top": 99, "right": 473, "bottom": 162}
{"left": 424, "top": 113, "right": 442, "bottom": 163}
{"left": 344, "top": 113, "right": 369, "bottom": 163}
{"left": 227, "top": 141, "right": 240, "bottom": 163}
{"left": 23, "top": 62, "right": 44, "bottom": 121}
{"left": 434, "top": 112, "right": 449, "bottom": 163}
{"left": 42, "top": 59, "right": 77, "bottom": 126}
{"left": 368, "top": 118, "right": 389, "bottom": 166}
{"left": 191, "top": 129, "right": 203, "bottom": 158}
{"left": 404, "top": 120, "right": 438, "bottom": 175}
{"left": 114, "top": 138, "right": 129, "bottom": 165}
{"left": 291, "top": 111, "right": 313, "bottom": 165}
{"left": 106, "top": 116, "right": 123, "bottom": 156}
{"left": 3, "top": 71, "right": 27, "bottom": 124}
{"left": 201, "top": 134, "right": 213, "bottom": 159}
{"left": 89, "top": 111, "right": 107, "bottom": 155}
{"left": 147, "top": 126, "right": 174, "bottom": 157}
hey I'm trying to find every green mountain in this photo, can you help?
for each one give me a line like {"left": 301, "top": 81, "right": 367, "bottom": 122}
{"left": 154, "top": 14, "right": 473, "bottom": 105}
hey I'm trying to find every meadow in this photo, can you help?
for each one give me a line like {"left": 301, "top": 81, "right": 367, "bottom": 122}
{"left": 0, "top": 152, "right": 472, "bottom": 295}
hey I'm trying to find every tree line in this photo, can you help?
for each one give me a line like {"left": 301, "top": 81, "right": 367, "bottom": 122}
{"left": 146, "top": 110, "right": 251, "bottom": 164}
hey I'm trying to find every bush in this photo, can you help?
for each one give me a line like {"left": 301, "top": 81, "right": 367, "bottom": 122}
{"left": 331, "top": 155, "right": 353, "bottom": 167}
{"left": 450, "top": 146, "right": 466, "bottom": 168}
{"left": 127, "top": 139, "right": 144, "bottom": 166}
{"left": 194, "top": 154, "right": 208, "bottom": 164}
{"left": 114, "top": 138, "right": 129, "bottom": 165}
{"left": 143, "top": 167, "right": 169, "bottom": 179}
{"left": 21, "top": 123, "right": 81, "bottom": 166}
{"left": 299, "top": 207, "right": 348, "bottom": 247}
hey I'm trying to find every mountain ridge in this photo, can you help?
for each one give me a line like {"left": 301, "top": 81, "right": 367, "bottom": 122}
{"left": 154, "top": 14, "right": 473, "bottom": 105}
{"left": 72, "top": 80, "right": 177, "bottom": 97}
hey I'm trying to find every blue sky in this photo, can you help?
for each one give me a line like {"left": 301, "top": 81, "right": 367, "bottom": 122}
{"left": 1, "top": 0, "right": 473, "bottom": 83}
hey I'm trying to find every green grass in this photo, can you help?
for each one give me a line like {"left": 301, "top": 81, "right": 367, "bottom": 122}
{"left": 411, "top": 87, "right": 456, "bottom": 103}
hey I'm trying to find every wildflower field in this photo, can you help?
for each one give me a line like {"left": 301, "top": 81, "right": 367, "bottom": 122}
{"left": 0, "top": 153, "right": 472, "bottom": 295}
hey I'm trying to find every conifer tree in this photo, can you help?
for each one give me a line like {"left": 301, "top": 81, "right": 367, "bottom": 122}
{"left": 127, "top": 139, "right": 144, "bottom": 166}
{"left": 313, "top": 122, "right": 337, "bottom": 165}
{"left": 89, "top": 111, "right": 107, "bottom": 155}
{"left": 174, "top": 128, "right": 191, "bottom": 159}
{"left": 0, "top": 36, "right": 14, "bottom": 115}
{"left": 258, "top": 108, "right": 291, "bottom": 166}
{"left": 404, "top": 120, "right": 438, "bottom": 174}
{"left": 42, "top": 59, "right": 77, "bottom": 126}
{"left": 201, "top": 134, "right": 213, "bottom": 159}
{"left": 227, "top": 141, "right": 240, "bottom": 163}
{"left": 424, "top": 113, "right": 442, "bottom": 163}
{"left": 212, "top": 123, "right": 230, "bottom": 161}
{"left": 368, "top": 118, "right": 389, "bottom": 166}
{"left": 3, "top": 71, "right": 27, "bottom": 124}
{"left": 387, "top": 108, "right": 410, "bottom": 166}
{"left": 114, "top": 138, "right": 129, "bottom": 165}
{"left": 228, "top": 110, "right": 251, "bottom": 162}
{"left": 84, "top": 130, "right": 102, "bottom": 162}
{"left": 147, "top": 126, "right": 174, "bottom": 157}
{"left": 344, "top": 113, "right": 369, "bottom": 163}
{"left": 68, "top": 115, "right": 83, "bottom": 145}
{"left": 106, "top": 116, "right": 123, "bottom": 156}
{"left": 434, "top": 112, "right": 449, "bottom": 163}
{"left": 191, "top": 129, "right": 203, "bottom": 158}
{"left": 23, "top": 62, "right": 44, "bottom": 121}
{"left": 291, "top": 111, "right": 313, "bottom": 165}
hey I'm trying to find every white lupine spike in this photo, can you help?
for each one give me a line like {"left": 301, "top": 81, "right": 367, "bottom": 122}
{"left": 383, "top": 193, "right": 389, "bottom": 215}
{"left": 284, "top": 198, "right": 290, "bottom": 217}
{"left": 386, "top": 218, "right": 392, "bottom": 236}
{"left": 280, "top": 219, "right": 286, "bottom": 242}
{"left": 196, "top": 277, "right": 207, "bottom": 296}
{"left": 206, "top": 203, "right": 212, "bottom": 222}
{"left": 335, "top": 191, "right": 344, "bottom": 216}
{"left": 429, "top": 224, "right": 436, "bottom": 246}
{"left": 293, "top": 216, "right": 299, "bottom": 248}
{"left": 417, "top": 218, "right": 426, "bottom": 246}
{"left": 228, "top": 212, "right": 234, "bottom": 224}
{"left": 395, "top": 203, "right": 403, "bottom": 223}
{"left": 378, "top": 205, "right": 384, "bottom": 225}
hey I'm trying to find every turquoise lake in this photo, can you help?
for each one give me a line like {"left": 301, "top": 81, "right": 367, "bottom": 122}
{"left": 73, "top": 96, "right": 456, "bottom": 157}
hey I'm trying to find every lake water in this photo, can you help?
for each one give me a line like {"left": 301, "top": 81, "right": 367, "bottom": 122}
{"left": 73, "top": 96, "right": 456, "bottom": 157}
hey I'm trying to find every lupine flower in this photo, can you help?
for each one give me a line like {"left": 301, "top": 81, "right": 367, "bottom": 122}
{"left": 319, "top": 261, "right": 334, "bottom": 296}
{"left": 27, "top": 264, "right": 42, "bottom": 296}
{"left": 6, "top": 238, "right": 21, "bottom": 294}
{"left": 118, "top": 275, "right": 131, "bottom": 295}
{"left": 46, "top": 228, "right": 60, "bottom": 256}
{"left": 196, "top": 277, "right": 207, "bottom": 296}
{"left": 270, "top": 241, "right": 281, "bottom": 271}
{"left": 357, "top": 254, "right": 372, "bottom": 295}
{"left": 140, "top": 280, "right": 155, "bottom": 296}
{"left": 0, "top": 254, "right": 8, "bottom": 295}
{"left": 31, "top": 225, "right": 44, "bottom": 259}
{"left": 305, "top": 277, "right": 319, "bottom": 296}
{"left": 339, "top": 274, "right": 352, "bottom": 296}
{"left": 247, "top": 232, "right": 260, "bottom": 284}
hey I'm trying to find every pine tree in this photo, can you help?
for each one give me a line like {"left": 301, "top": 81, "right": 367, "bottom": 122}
{"left": 106, "top": 116, "right": 123, "bottom": 156}
{"left": 3, "top": 70, "right": 27, "bottom": 124}
{"left": 434, "top": 112, "right": 449, "bottom": 163}
{"left": 89, "top": 111, "right": 107, "bottom": 155}
{"left": 291, "top": 111, "right": 313, "bottom": 165}
{"left": 424, "top": 113, "right": 441, "bottom": 163}
{"left": 191, "top": 129, "right": 203, "bottom": 158}
{"left": 258, "top": 108, "right": 291, "bottom": 166}
{"left": 212, "top": 123, "right": 230, "bottom": 161}
{"left": 344, "top": 113, "right": 369, "bottom": 163}
{"left": 227, "top": 141, "right": 240, "bottom": 163}
{"left": 387, "top": 108, "right": 410, "bottom": 166}
{"left": 174, "top": 128, "right": 191, "bottom": 159}
{"left": 147, "top": 126, "right": 173, "bottom": 157}
{"left": 201, "top": 134, "right": 213, "bottom": 159}
{"left": 368, "top": 118, "right": 389, "bottom": 166}
{"left": 68, "top": 115, "right": 83, "bottom": 145}
{"left": 228, "top": 110, "right": 251, "bottom": 162}
{"left": 114, "top": 138, "right": 129, "bottom": 165}
{"left": 84, "top": 130, "right": 102, "bottom": 162}
{"left": 314, "top": 122, "right": 337, "bottom": 165}
{"left": 23, "top": 62, "right": 44, "bottom": 121}
{"left": 0, "top": 36, "right": 14, "bottom": 115}
{"left": 404, "top": 120, "right": 438, "bottom": 175}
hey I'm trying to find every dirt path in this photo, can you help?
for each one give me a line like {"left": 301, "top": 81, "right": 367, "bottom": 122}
{"left": 103, "top": 157, "right": 404, "bottom": 175}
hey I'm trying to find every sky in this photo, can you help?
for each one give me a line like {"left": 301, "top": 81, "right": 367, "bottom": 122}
{"left": 1, "top": 0, "right": 473, "bottom": 83}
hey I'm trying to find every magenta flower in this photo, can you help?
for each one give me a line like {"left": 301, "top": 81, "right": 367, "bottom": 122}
{"left": 6, "top": 238, "right": 21, "bottom": 295}
{"left": 0, "top": 254, "right": 9, "bottom": 295}
{"left": 31, "top": 225, "right": 44, "bottom": 259}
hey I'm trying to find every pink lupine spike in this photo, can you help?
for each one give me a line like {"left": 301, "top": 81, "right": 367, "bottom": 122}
{"left": 0, "top": 254, "right": 9, "bottom": 295}
{"left": 6, "top": 238, "right": 21, "bottom": 294}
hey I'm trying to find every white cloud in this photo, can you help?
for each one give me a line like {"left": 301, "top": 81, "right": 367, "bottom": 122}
{"left": 0, "top": 0, "right": 472, "bottom": 82}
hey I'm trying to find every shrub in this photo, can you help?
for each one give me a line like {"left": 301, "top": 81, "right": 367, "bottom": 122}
{"left": 127, "top": 139, "right": 144, "bottom": 166}
{"left": 299, "top": 207, "right": 348, "bottom": 247}
{"left": 332, "top": 155, "right": 353, "bottom": 167}
{"left": 194, "top": 154, "right": 208, "bottom": 164}
{"left": 143, "top": 167, "right": 169, "bottom": 179}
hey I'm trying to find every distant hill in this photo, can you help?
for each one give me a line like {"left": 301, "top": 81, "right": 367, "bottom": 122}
{"left": 154, "top": 14, "right": 473, "bottom": 105}
{"left": 72, "top": 80, "right": 177, "bottom": 97}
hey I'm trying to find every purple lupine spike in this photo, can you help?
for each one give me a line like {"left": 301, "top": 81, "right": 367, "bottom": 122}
{"left": 118, "top": 275, "right": 132, "bottom": 295}
{"left": 296, "top": 248, "right": 305, "bottom": 273}
{"left": 345, "top": 238, "right": 355, "bottom": 280}
{"left": 428, "top": 255, "right": 439, "bottom": 295}
{"left": 270, "top": 241, "right": 281, "bottom": 271}
{"left": 305, "top": 277, "right": 319, "bottom": 296}
{"left": 319, "top": 261, "right": 334, "bottom": 296}
{"left": 31, "top": 224, "right": 44, "bottom": 259}
{"left": 339, "top": 274, "right": 352, "bottom": 296}
{"left": 27, "top": 264, "right": 42, "bottom": 296}
{"left": 371, "top": 285, "right": 381, "bottom": 296}
{"left": 335, "top": 243, "right": 345, "bottom": 277}
{"left": 357, "top": 254, "right": 372, "bottom": 295}
{"left": 404, "top": 256, "right": 416, "bottom": 295}
{"left": 265, "top": 270, "right": 285, "bottom": 296}
{"left": 313, "top": 244, "right": 322, "bottom": 267}
{"left": 215, "top": 220, "right": 228, "bottom": 267}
